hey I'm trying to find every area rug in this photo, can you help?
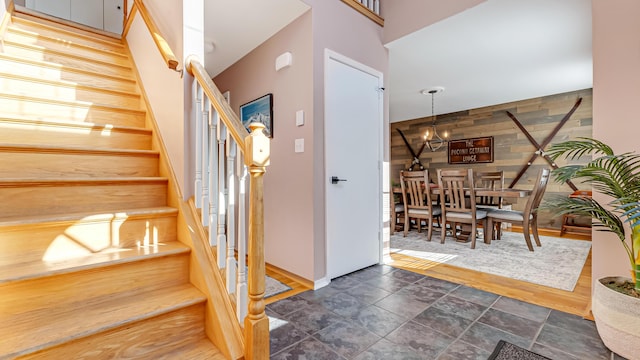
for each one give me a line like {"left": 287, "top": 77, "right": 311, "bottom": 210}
{"left": 488, "top": 340, "right": 551, "bottom": 360}
{"left": 390, "top": 230, "right": 591, "bottom": 291}
{"left": 265, "top": 275, "right": 292, "bottom": 298}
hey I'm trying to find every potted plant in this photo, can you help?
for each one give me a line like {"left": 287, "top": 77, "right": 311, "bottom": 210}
{"left": 543, "top": 137, "right": 640, "bottom": 360}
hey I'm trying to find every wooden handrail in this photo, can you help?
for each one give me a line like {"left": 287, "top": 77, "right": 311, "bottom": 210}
{"left": 186, "top": 58, "right": 249, "bottom": 153}
{"left": 341, "top": 0, "right": 384, "bottom": 26}
{"left": 131, "top": 0, "right": 179, "bottom": 71}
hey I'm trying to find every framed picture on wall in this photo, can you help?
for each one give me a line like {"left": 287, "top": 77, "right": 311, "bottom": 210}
{"left": 240, "top": 93, "right": 273, "bottom": 138}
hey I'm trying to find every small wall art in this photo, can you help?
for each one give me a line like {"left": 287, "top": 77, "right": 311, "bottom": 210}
{"left": 240, "top": 93, "right": 273, "bottom": 138}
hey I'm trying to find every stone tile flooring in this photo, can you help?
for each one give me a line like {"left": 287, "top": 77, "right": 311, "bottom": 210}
{"left": 267, "top": 264, "right": 626, "bottom": 359}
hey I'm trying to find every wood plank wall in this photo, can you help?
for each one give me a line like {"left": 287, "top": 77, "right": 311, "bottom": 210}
{"left": 390, "top": 88, "right": 593, "bottom": 229}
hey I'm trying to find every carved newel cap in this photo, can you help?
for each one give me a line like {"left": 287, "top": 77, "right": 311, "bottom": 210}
{"left": 244, "top": 123, "right": 271, "bottom": 167}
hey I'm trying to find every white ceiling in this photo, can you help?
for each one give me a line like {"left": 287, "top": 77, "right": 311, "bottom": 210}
{"left": 387, "top": 0, "right": 592, "bottom": 122}
{"left": 204, "top": 0, "right": 310, "bottom": 77}
{"left": 203, "top": 0, "right": 592, "bottom": 123}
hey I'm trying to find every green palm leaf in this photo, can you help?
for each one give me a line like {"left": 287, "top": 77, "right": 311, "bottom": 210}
{"left": 544, "top": 137, "right": 640, "bottom": 292}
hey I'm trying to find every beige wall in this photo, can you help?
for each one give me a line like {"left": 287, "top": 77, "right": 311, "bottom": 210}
{"left": 381, "top": 0, "right": 485, "bottom": 45}
{"left": 126, "top": 3, "right": 185, "bottom": 192}
{"left": 592, "top": 0, "right": 640, "bottom": 283}
{"left": 214, "top": 12, "right": 315, "bottom": 280}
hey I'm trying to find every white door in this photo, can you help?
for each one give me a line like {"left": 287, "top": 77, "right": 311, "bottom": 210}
{"left": 103, "top": 0, "right": 124, "bottom": 34}
{"left": 325, "top": 50, "right": 382, "bottom": 279}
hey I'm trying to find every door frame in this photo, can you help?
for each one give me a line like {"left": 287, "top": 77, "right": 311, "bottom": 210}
{"left": 323, "top": 48, "right": 384, "bottom": 283}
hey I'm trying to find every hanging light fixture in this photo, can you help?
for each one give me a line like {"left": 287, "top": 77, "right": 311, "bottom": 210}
{"left": 420, "top": 86, "right": 449, "bottom": 151}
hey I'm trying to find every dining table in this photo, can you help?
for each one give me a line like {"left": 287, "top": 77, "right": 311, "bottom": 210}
{"left": 431, "top": 187, "right": 531, "bottom": 198}
{"left": 393, "top": 185, "right": 531, "bottom": 198}
{"left": 393, "top": 185, "right": 532, "bottom": 243}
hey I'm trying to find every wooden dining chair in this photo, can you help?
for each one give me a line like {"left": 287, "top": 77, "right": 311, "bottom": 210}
{"left": 475, "top": 170, "right": 504, "bottom": 239}
{"left": 486, "top": 168, "right": 551, "bottom": 251}
{"left": 559, "top": 190, "right": 592, "bottom": 236}
{"left": 400, "top": 170, "right": 441, "bottom": 241}
{"left": 390, "top": 191, "right": 405, "bottom": 235}
{"left": 436, "top": 168, "right": 487, "bottom": 249}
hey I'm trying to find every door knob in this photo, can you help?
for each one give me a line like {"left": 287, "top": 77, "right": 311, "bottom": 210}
{"left": 331, "top": 176, "right": 347, "bottom": 184}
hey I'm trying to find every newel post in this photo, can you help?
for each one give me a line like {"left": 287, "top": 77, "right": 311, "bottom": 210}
{"left": 244, "top": 123, "right": 270, "bottom": 360}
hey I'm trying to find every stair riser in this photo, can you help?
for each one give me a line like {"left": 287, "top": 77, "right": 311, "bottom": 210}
{"left": 5, "top": 30, "right": 130, "bottom": 67}
{"left": 10, "top": 18, "right": 126, "bottom": 54}
{"left": 0, "top": 123, "right": 152, "bottom": 150}
{"left": 0, "top": 215, "right": 177, "bottom": 273}
{"left": 0, "top": 254, "right": 191, "bottom": 324}
{"left": 0, "top": 182, "right": 168, "bottom": 218}
{"left": 0, "top": 57, "right": 138, "bottom": 93}
{"left": 2, "top": 43, "right": 133, "bottom": 79}
{"left": 0, "top": 97, "right": 146, "bottom": 128}
{"left": 0, "top": 75, "right": 141, "bottom": 109}
{"left": 0, "top": 151, "right": 159, "bottom": 178}
{"left": 19, "top": 304, "right": 207, "bottom": 359}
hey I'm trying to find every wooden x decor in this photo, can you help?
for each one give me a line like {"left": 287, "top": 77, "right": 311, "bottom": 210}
{"left": 396, "top": 129, "right": 426, "bottom": 171}
{"left": 506, "top": 97, "right": 582, "bottom": 190}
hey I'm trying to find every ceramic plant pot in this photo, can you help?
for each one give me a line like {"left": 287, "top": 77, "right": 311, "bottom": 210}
{"left": 592, "top": 276, "right": 640, "bottom": 360}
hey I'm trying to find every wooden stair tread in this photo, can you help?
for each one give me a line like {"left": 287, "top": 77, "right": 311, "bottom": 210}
{"left": 0, "top": 115, "right": 150, "bottom": 134}
{"left": 13, "top": 6, "right": 123, "bottom": 42}
{"left": 0, "top": 143, "right": 159, "bottom": 157}
{"left": 9, "top": 15, "right": 125, "bottom": 54}
{"left": 0, "top": 206, "right": 178, "bottom": 227}
{"left": 6, "top": 26, "right": 129, "bottom": 60}
{"left": 0, "top": 52, "right": 137, "bottom": 86}
{"left": 1, "top": 283, "right": 206, "bottom": 358}
{"left": 0, "top": 70, "right": 141, "bottom": 99}
{"left": 0, "top": 89, "right": 144, "bottom": 114}
{"left": 0, "top": 176, "right": 167, "bottom": 181}
{"left": 0, "top": 240, "right": 189, "bottom": 283}
{"left": 165, "top": 339, "right": 227, "bottom": 360}
{"left": 2, "top": 38, "right": 132, "bottom": 71}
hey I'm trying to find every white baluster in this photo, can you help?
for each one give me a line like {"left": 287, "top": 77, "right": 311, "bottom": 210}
{"left": 201, "top": 96, "right": 210, "bottom": 225}
{"left": 226, "top": 134, "right": 237, "bottom": 294}
{"left": 374, "top": 0, "right": 379, "bottom": 15}
{"left": 236, "top": 162, "right": 248, "bottom": 322}
{"left": 209, "top": 109, "right": 219, "bottom": 247}
{"left": 217, "top": 122, "right": 227, "bottom": 270}
{"left": 194, "top": 83, "right": 203, "bottom": 208}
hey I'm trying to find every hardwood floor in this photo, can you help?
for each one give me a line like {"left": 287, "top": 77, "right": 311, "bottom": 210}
{"left": 265, "top": 264, "right": 313, "bottom": 305}
{"left": 266, "top": 226, "right": 593, "bottom": 320}
{"left": 388, "top": 226, "right": 593, "bottom": 319}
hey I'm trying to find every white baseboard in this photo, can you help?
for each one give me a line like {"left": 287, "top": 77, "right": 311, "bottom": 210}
{"left": 313, "top": 277, "right": 330, "bottom": 290}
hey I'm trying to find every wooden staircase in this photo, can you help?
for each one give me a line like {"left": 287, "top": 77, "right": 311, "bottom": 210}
{"left": 0, "top": 12, "right": 226, "bottom": 360}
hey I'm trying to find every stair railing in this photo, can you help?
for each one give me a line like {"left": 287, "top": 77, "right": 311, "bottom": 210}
{"left": 129, "top": 1, "right": 270, "bottom": 359}
{"left": 341, "top": 0, "right": 384, "bottom": 26}
{"left": 187, "top": 59, "right": 270, "bottom": 360}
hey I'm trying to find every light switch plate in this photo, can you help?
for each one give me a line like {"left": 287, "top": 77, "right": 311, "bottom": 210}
{"left": 295, "top": 138, "right": 304, "bottom": 153}
{"left": 296, "top": 110, "right": 304, "bottom": 126}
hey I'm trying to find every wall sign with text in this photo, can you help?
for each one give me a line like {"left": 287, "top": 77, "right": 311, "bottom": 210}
{"left": 448, "top": 136, "right": 494, "bottom": 164}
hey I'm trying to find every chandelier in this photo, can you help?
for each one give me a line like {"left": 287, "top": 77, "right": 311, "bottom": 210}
{"left": 420, "top": 87, "right": 449, "bottom": 151}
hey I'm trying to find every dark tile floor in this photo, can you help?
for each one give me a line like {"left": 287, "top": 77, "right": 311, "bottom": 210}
{"left": 267, "top": 264, "right": 626, "bottom": 360}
